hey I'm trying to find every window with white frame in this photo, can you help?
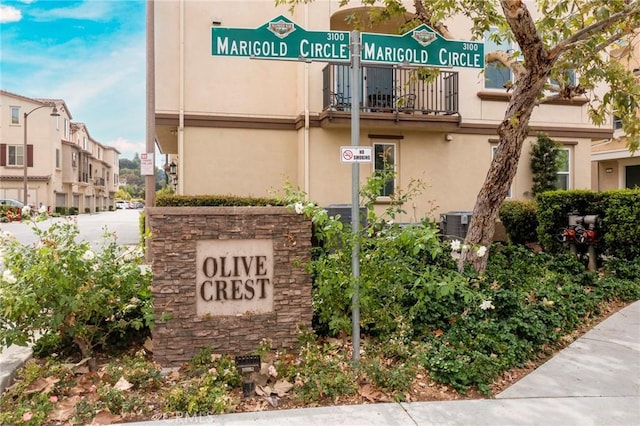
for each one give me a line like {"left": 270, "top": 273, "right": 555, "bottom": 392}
{"left": 613, "top": 114, "right": 623, "bottom": 130}
{"left": 83, "top": 136, "right": 88, "bottom": 150}
{"left": 492, "top": 145, "right": 512, "bottom": 197}
{"left": 484, "top": 28, "right": 514, "bottom": 90}
{"left": 64, "top": 118, "right": 69, "bottom": 139}
{"left": 7, "top": 145, "right": 24, "bottom": 166}
{"left": 555, "top": 148, "right": 571, "bottom": 190}
{"left": 11, "top": 107, "right": 20, "bottom": 124}
{"left": 72, "top": 152, "right": 77, "bottom": 168}
{"left": 373, "top": 142, "right": 396, "bottom": 197}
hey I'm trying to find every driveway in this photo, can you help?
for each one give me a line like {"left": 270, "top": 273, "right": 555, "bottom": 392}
{"left": 0, "top": 208, "right": 143, "bottom": 248}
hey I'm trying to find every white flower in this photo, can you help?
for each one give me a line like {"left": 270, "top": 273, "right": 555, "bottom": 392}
{"left": 480, "top": 300, "right": 495, "bottom": 310}
{"left": 476, "top": 245, "right": 487, "bottom": 258}
{"left": 450, "top": 250, "right": 461, "bottom": 260}
{"left": 294, "top": 202, "right": 304, "bottom": 215}
{"left": 1, "top": 230, "right": 16, "bottom": 241}
{"left": 450, "top": 239, "right": 461, "bottom": 251}
{"left": 38, "top": 205, "right": 47, "bottom": 214}
{"left": 21, "top": 205, "right": 31, "bottom": 215}
{"left": 268, "top": 365, "right": 278, "bottom": 378}
{"left": 81, "top": 250, "right": 95, "bottom": 261}
{"left": 2, "top": 269, "right": 17, "bottom": 284}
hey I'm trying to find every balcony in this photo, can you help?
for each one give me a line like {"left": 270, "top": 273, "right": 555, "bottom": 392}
{"left": 322, "top": 64, "right": 459, "bottom": 125}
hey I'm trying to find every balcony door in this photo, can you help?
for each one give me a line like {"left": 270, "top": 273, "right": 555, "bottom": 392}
{"left": 333, "top": 65, "right": 394, "bottom": 110}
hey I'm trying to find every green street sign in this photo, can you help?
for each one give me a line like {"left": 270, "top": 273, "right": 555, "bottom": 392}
{"left": 361, "top": 25, "right": 484, "bottom": 68}
{"left": 212, "top": 15, "right": 350, "bottom": 61}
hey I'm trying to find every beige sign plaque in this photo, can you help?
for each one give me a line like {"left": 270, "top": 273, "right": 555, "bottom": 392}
{"left": 196, "top": 239, "right": 274, "bottom": 316}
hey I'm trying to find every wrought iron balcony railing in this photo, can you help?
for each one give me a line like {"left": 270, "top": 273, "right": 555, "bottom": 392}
{"left": 322, "top": 64, "right": 458, "bottom": 116}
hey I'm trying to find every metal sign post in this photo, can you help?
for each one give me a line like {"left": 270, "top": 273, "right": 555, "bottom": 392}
{"left": 350, "top": 30, "right": 361, "bottom": 362}
{"left": 209, "top": 16, "right": 484, "bottom": 364}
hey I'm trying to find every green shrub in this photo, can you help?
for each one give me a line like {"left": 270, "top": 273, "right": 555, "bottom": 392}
{"left": 154, "top": 194, "right": 286, "bottom": 207}
{"left": 601, "top": 189, "right": 640, "bottom": 260}
{"left": 55, "top": 206, "right": 68, "bottom": 215}
{"left": 0, "top": 219, "right": 153, "bottom": 368}
{"left": 530, "top": 133, "right": 561, "bottom": 196}
{"left": 68, "top": 206, "right": 79, "bottom": 215}
{"left": 498, "top": 200, "right": 538, "bottom": 244}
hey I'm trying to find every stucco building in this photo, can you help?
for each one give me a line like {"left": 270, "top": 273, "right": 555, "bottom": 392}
{"left": 152, "top": 1, "right": 613, "bottom": 223}
{"left": 0, "top": 90, "right": 120, "bottom": 212}
{"left": 591, "top": 34, "right": 640, "bottom": 191}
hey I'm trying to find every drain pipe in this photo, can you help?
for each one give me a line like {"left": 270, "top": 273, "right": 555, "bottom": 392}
{"left": 303, "top": 4, "right": 310, "bottom": 195}
{"left": 178, "top": 0, "right": 185, "bottom": 194}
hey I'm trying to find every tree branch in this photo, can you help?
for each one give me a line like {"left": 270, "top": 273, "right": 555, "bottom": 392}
{"left": 549, "top": 2, "right": 640, "bottom": 60}
{"left": 486, "top": 50, "right": 527, "bottom": 80}
{"left": 413, "top": 0, "right": 454, "bottom": 39}
{"left": 500, "top": 0, "right": 549, "bottom": 72}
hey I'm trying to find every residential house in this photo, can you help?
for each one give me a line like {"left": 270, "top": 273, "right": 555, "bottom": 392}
{"left": 0, "top": 89, "right": 120, "bottom": 212}
{"left": 152, "top": 1, "right": 612, "bottom": 224}
{"left": 591, "top": 35, "right": 640, "bottom": 190}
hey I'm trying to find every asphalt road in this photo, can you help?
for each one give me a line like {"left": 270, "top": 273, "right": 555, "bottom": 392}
{"left": 0, "top": 208, "right": 143, "bottom": 248}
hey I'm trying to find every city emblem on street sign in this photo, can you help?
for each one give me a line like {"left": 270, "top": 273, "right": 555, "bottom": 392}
{"left": 268, "top": 19, "right": 295, "bottom": 39}
{"left": 412, "top": 29, "right": 436, "bottom": 46}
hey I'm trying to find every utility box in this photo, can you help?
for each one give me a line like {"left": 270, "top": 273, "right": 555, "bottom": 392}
{"left": 440, "top": 211, "right": 473, "bottom": 239}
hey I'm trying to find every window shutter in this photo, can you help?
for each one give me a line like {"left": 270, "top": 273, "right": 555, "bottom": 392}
{"left": 0, "top": 144, "right": 6, "bottom": 166}
{"left": 27, "top": 144, "right": 34, "bottom": 167}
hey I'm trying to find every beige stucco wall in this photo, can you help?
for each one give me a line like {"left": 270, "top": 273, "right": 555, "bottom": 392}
{"left": 182, "top": 127, "right": 298, "bottom": 196}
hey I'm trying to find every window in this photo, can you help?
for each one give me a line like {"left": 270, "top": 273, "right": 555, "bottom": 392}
{"left": 484, "top": 28, "right": 514, "bottom": 89}
{"left": 72, "top": 152, "right": 77, "bottom": 168}
{"left": 7, "top": 145, "right": 24, "bottom": 166}
{"left": 83, "top": 136, "right": 88, "bottom": 150}
{"left": 56, "top": 149, "right": 61, "bottom": 169}
{"left": 555, "top": 148, "right": 570, "bottom": 190}
{"left": 11, "top": 107, "right": 20, "bottom": 124}
{"left": 373, "top": 143, "right": 396, "bottom": 197}
{"left": 613, "top": 115, "right": 623, "bottom": 130}
{"left": 64, "top": 118, "right": 69, "bottom": 139}
{"left": 492, "top": 146, "right": 512, "bottom": 197}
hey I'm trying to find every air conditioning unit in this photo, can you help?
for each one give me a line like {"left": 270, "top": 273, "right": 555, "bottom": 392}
{"left": 440, "top": 211, "right": 473, "bottom": 239}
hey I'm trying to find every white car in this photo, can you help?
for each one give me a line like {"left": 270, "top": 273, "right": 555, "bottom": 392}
{"left": 0, "top": 198, "right": 24, "bottom": 208}
{"left": 115, "top": 201, "right": 128, "bottom": 209}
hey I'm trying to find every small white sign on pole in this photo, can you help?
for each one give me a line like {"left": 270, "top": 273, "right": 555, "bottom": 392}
{"left": 340, "top": 146, "right": 372, "bottom": 163}
{"left": 140, "top": 152, "right": 155, "bottom": 176}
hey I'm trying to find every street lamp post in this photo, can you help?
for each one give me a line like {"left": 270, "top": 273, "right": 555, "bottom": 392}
{"left": 23, "top": 104, "right": 59, "bottom": 206}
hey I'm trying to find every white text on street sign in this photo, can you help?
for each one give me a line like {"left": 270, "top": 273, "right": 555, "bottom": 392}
{"left": 212, "top": 15, "right": 350, "bottom": 62}
{"left": 341, "top": 146, "right": 372, "bottom": 163}
{"left": 361, "top": 25, "right": 484, "bottom": 68}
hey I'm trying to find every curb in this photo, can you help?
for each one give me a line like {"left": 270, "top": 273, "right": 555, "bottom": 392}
{"left": 0, "top": 345, "right": 33, "bottom": 394}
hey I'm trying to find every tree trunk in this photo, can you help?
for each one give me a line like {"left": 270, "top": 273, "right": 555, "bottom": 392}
{"left": 458, "top": 72, "right": 549, "bottom": 273}
{"left": 74, "top": 335, "right": 97, "bottom": 372}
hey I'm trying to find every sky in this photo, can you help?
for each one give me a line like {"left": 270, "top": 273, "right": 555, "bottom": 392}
{"left": 0, "top": 0, "right": 146, "bottom": 161}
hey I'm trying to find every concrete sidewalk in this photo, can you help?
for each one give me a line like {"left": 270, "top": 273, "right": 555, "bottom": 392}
{"left": 1, "top": 301, "right": 638, "bottom": 425}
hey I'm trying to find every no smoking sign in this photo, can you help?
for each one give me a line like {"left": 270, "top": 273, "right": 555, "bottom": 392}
{"left": 340, "top": 146, "right": 372, "bottom": 163}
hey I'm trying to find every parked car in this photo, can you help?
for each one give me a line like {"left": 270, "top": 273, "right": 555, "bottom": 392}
{"left": 0, "top": 198, "right": 24, "bottom": 208}
{"left": 130, "top": 202, "right": 144, "bottom": 209}
{"left": 115, "top": 200, "right": 128, "bottom": 209}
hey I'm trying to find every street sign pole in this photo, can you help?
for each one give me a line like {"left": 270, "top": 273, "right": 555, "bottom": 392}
{"left": 350, "top": 30, "right": 361, "bottom": 363}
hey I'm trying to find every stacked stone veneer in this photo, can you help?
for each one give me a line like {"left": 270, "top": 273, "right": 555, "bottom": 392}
{"left": 147, "top": 206, "right": 312, "bottom": 367}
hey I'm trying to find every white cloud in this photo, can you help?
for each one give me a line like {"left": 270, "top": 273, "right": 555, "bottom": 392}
{"left": 30, "top": 1, "right": 112, "bottom": 22}
{"left": 0, "top": 5, "right": 22, "bottom": 23}
{"left": 108, "top": 137, "right": 145, "bottom": 158}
